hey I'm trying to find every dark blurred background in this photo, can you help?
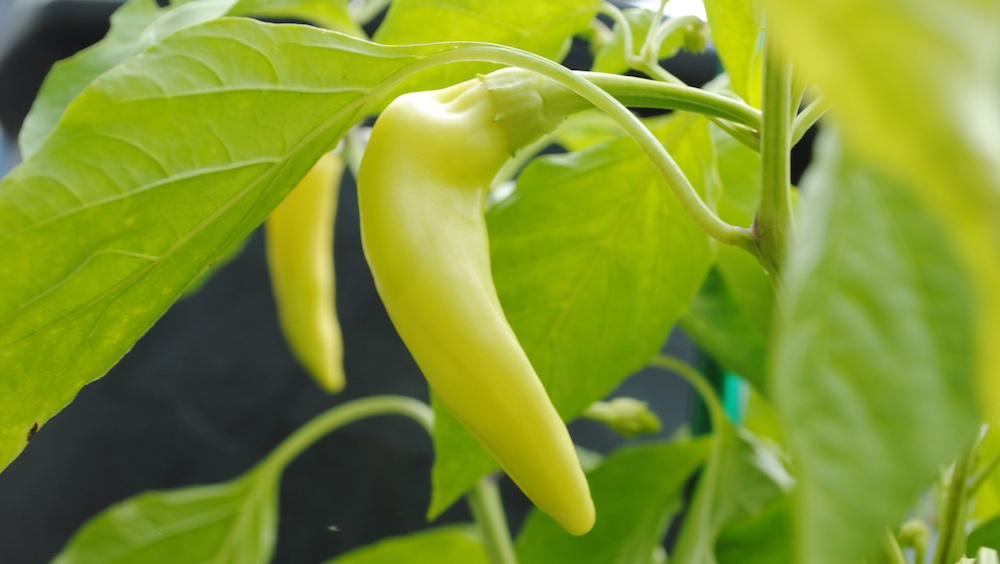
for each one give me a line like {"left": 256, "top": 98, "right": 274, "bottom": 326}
{"left": 0, "top": 2, "right": 813, "bottom": 562}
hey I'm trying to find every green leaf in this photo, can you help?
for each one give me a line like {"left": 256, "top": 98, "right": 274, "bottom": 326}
{"left": 770, "top": 131, "right": 979, "bottom": 564}
{"left": 742, "top": 386, "right": 785, "bottom": 447}
{"left": 19, "top": 0, "right": 217, "bottom": 157}
{"left": 328, "top": 526, "right": 489, "bottom": 564}
{"left": 19, "top": 0, "right": 357, "bottom": 158}
{"left": 53, "top": 469, "right": 279, "bottom": 564}
{"left": 0, "top": 18, "right": 488, "bottom": 473}
{"left": 715, "top": 499, "right": 792, "bottom": 564}
{"left": 552, "top": 110, "right": 622, "bottom": 152}
{"left": 703, "top": 0, "right": 762, "bottom": 106}
{"left": 591, "top": 8, "right": 687, "bottom": 75}
{"left": 762, "top": 0, "right": 1000, "bottom": 429}
{"left": 972, "top": 432, "right": 1000, "bottom": 523}
{"left": 672, "top": 424, "right": 791, "bottom": 562}
{"left": 234, "top": 0, "right": 359, "bottom": 34}
{"left": 681, "top": 127, "right": 772, "bottom": 390}
{"left": 969, "top": 516, "right": 1000, "bottom": 556}
{"left": 516, "top": 440, "right": 710, "bottom": 564}
{"left": 681, "top": 268, "right": 767, "bottom": 388}
{"left": 428, "top": 113, "right": 720, "bottom": 517}
{"left": 710, "top": 126, "right": 772, "bottom": 335}
{"left": 52, "top": 394, "right": 432, "bottom": 563}
{"left": 374, "top": 0, "right": 600, "bottom": 90}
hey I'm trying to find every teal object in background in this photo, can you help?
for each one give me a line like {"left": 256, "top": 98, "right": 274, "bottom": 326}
{"left": 691, "top": 359, "right": 746, "bottom": 433}
{"left": 722, "top": 371, "right": 746, "bottom": 423}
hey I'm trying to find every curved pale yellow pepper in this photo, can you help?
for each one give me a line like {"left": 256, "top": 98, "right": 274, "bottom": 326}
{"left": 266, "top": 153, "right": 345, "bottom": 393}
{"left": 358, "top": 79, "right": 595, "bottom": 535}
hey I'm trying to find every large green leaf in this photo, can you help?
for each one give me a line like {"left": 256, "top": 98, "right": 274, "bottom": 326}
{"left": 703, "top": 0, "right": 761, "bottom": 106}
{"left": 715, "top": 499, "right": 792, "bottom": 564}
{"left": 428, "top": 113, "right": 719, "bottom": 517}
{"left": 18, "top": 0, "right": 357, "bottom": 158}
{"left": 328, "top": 526, "right": 488, "bottom": 564}
{"left": 763, "top": 0, "right": 1000, "bottom": 428}
{"left": 671, "top": 424, "right": 791, "bottom": 562}
{"left": 770, "top": 131, "right": 979, "bottom": 564}
{"left": 681, "top": 268, "right": 767, "bottom": 388}
{"left": 515, "top": 440, "right": 710, "bottom": 564}
{"left": 969, "top": 516, "right": 1000, "bottom": 556}
{"left": 52, "top": 395, "right": 433, "bottom": 563}
{"left": 972, "top": 431, "right": 1000, "bottom": 523}
{"left": 552, "top": 110, "right": 622, "bottom": 152}
{"left": 374, "top": 0, "right": 600, "bottom": 90}
{"left": 234, "top": 0, "right": 359, "bottom": 33}
{"left": 0, "top": 18, "right": 507, "bottom": 474}
{"left": 53, "top": 470, "right": 279, "bottom": 564}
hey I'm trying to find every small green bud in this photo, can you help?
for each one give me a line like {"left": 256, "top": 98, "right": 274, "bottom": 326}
{"left": 896, "top": 519, "right": 929, "bottom": 555}
{"left": 683, "top": 20, "right": 710, "bottom": 54}
{"left": 583, "top": 397, "right": 662, "bottom": 439}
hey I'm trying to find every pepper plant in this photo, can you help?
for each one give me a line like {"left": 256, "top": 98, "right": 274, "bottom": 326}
{"left": 2, "top": 0, "right": 999, "bottom": 562}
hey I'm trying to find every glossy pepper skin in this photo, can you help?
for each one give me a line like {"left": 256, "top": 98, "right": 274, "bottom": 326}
{"left": 266, "top": 153, "right": 345, "bottom": 393}
{"left": 358, "top": 79, "right": 595, "bottom": 535}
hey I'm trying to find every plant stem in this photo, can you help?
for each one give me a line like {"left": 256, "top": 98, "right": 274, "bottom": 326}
{"left": 646, "top": 15, "right": 703, "bottom": 60}
{"left": 882, "top": 530, "right": 907, "bottom": 564}
{"left": 579, "top": 72, "right": 762, "bottom": 128}
{"left": 791, "top": 97, "right": 830, "bottom": 146}
{"left": 636, "top": 58, "right": 683, "bottom": 85}
{"left": 614, "top": 6, "right": 763, "bottom": 157}
{"left": 712, "top": 118, "right": 761, "bottom": 151}
{"left": 468, "top": 476, "right": 519, "bottom": 564}
{"left": 599, "top": 3, "right": 638, "bottom": 62}
{"left": 753, "top": 30, "right": 795, "bottom": 276}
{"left": 649, "top": 355, "right": 728, "bottom": 564}
{"left": 261, "top": 395, "right": 432, "bottom": 475}
{"left": 650, "top": 355, "right": 725, "bottom": 425}
{"left": 935, "top": 448, "right": 975, "bottom": 564}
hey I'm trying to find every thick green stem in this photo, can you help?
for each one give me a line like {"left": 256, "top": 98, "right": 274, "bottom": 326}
{"left": 753, "top": 31, "right": 795, "bottom": 276}
{"left": 935, "top": 449, "right": 975, "bottom": 564}
{"left": 468, "top": 477, "right": 519, "bottom": 564}
{"left": 260, "top": 395, "right": 433, "bottom": 476}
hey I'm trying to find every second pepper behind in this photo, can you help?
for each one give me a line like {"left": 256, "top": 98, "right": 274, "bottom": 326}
{"left": 266, "top": 152, "right": 345, "bottom": 393}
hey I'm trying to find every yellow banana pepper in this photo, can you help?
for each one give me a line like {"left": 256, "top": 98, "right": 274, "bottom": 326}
{"left": 358, "top": 77, "right": 595, "bottom": 535}
{"left": 266, "top": 153, "right": 345, "bottom": 393}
